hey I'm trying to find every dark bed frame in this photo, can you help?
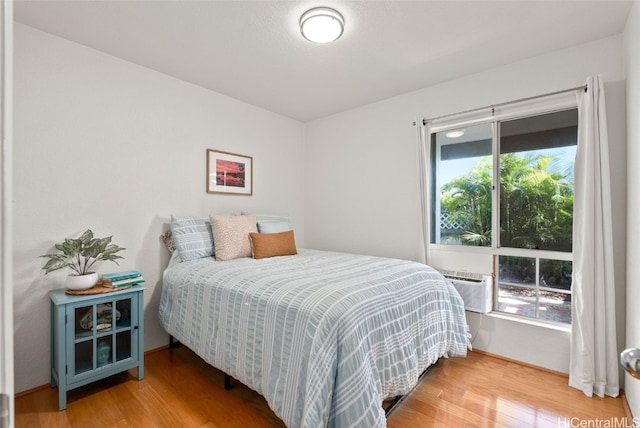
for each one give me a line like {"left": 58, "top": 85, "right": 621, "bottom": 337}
{"left": 168, "top": 335, "right": 433, "bottom": 417}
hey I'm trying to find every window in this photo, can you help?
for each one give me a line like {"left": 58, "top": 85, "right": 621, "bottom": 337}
{"left": 431, "top": 108, "right": 577, "bottom": 323}
{"left": 432, "top": 123, "right": 493, "bottom": 246}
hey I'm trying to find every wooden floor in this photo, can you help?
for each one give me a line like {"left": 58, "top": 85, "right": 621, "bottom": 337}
{"left": 15, "top": 346, "right": 628, "bottom": 427}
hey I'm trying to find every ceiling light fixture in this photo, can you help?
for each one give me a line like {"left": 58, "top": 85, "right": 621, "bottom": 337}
{"left": 446, "top": 130, "right": 465, "bottom": 138}
{"left": 300, "top": 7, "right": 345, "bottom": 44}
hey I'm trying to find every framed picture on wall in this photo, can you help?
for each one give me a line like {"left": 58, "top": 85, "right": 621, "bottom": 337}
{"left": 206, "top": 149, "right": 253, "bottom": 195}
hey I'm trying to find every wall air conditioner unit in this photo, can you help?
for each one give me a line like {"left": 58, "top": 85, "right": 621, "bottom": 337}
{"left": 437, "top": 269, "right": 493, "bottom": 314}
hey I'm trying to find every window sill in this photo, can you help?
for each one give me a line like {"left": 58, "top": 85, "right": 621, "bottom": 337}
{"left": 479, "top": 311, "right": 571, "bottom": 333}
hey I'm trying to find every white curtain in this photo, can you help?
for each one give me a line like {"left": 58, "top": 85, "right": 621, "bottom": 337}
{"left": 416, "top": 118, "right": 431, "bottom": 265}
{"left": 569, "top": 75, "right": 619, "bottom": 398}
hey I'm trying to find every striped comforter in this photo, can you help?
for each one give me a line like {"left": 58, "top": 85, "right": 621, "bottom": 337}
{"left": 159, "top": 249, "right": 469, "bottom": 428}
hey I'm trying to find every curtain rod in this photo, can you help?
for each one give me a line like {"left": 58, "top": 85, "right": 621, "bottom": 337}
{"left": 415, "top": 84, "right": 587, "bottom": 126}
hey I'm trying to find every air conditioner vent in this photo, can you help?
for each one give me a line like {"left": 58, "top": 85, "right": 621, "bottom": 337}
{"left": 437, "top": 269, "right": 492, "bottom": 314}
{"left": 437, "top": 269, "right": 484, "bottom": 283}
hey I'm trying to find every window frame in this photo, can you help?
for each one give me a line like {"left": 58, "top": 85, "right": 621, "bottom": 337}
{"left": 428, "top": 92, "right": 578, "bottom": 324}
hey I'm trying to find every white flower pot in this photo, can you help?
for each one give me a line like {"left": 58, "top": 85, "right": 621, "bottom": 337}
{"left": 65, "top": 272, "right": 99, "bottom": 290}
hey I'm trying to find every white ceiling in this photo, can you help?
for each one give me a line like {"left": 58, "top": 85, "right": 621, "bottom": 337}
{"left": 14, "top": 0, "right": 633, "bottom": 122}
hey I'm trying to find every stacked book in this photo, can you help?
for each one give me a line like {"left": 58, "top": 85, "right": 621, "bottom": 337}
{"left": 101, "top": 270, "right": 145, "bottom": 288}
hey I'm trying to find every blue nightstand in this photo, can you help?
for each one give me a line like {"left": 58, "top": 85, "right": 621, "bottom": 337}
{"left": 48, "top": 285, "right": 144, "bottom": 410}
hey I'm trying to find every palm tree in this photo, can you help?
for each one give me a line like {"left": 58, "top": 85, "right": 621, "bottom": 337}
{"left": 440, "top": 158, "right": 492, "bottom": 246}
{"left": 499, "top": 152, "right": 573, "bottom": 252}
{"left": 439, "top": 152, "right": 573, "bottom": 252}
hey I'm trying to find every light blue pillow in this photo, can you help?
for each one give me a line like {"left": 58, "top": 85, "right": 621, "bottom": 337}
{"left": 170, "top": 215, "right": 214, "bottom": 262}
{"left": 256, "top": 214, "right": 291, "bottom": 233}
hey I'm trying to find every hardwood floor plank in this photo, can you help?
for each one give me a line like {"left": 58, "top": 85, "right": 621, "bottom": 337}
{"left": 16, "top": 348, "right": 628, "bottom": 427}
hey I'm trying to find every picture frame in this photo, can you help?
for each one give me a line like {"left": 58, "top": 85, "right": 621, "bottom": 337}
{"left": 206, "top": 149, "right": 253, "bottom": 195}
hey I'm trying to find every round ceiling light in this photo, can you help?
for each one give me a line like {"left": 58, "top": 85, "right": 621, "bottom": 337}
{"left": 446, "top": 130, "right": 465, "bottom": 138}
{"left": 300, "top": 7, "right": 344, "bottom": 44}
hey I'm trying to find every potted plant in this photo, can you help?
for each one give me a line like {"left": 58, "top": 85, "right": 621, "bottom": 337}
{"left": 41, "top": 229, "right": 125, "bottom": 290}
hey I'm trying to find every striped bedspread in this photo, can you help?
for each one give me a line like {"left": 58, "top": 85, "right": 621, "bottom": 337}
{"left": 159, "top": 249, "right": 469, "bottom": 428}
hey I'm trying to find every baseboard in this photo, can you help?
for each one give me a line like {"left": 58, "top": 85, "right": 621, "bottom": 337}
{"left": 470, "top": 348, "right": 568, "bottom": 378}
{"left": 14, "top": 383, "right": 48, "bottom": 399}
{"left": 15, "top": 344, "right": 172, "bottom": 398}
{"left": 145, "top": 344, "right": 170, "bottom": 355}
{"left": 622, "top": 390, "right": 634, "bottom": 422}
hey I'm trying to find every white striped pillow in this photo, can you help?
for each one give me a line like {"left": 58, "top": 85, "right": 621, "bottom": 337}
{"left": 170, "top": 215, "right": 214, "bottom": 262}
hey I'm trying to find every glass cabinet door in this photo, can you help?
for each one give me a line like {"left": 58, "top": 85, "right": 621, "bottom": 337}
{"left": 115, "top": 298, "right": 133, "bottom": 362}
{"left": 73, "top": 303, "right": 116, "bottom": 375}
{"left": 69, "top": 295, "right": 136, "bottom": 380}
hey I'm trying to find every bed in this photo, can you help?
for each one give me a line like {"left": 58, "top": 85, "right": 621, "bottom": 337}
{"left": 158, "top": 215, "right": 469, "bottom": 428}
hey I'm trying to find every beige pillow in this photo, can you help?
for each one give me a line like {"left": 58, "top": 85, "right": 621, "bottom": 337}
{"left": 210, "top": 214, "right": 257, "bottom": 261}
{"left": 249, "top": 230, "right": 298, "bottom": 259}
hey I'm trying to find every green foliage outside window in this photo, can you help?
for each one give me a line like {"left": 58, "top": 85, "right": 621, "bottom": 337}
{"left": 440, "top": 157, "right": 493, "bottom": 246}
{"left": 440, "top": 152, "right": 574, "bottom": 252}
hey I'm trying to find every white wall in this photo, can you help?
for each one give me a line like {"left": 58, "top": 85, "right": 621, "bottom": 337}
{"left": 13, "top": 23, "right": 305, "bottom": 393}
{"left": 1, "top": 0, "right": 14, "bottom": 423}
{"left": 305, "top": 35, "right": 627, "bottom": 374}
{"left": 624, "top": 1, "right": 640, "bottom": 417}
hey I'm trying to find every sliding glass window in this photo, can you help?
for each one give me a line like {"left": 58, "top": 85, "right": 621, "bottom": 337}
{"left": 430, "top": 108, "right": 577, "bottom": 323}
{"left": 499, "top": 110, "right": 576, "bottom": 253}
{"left": 431, "top": 123, "right": 493, "bottom": 246}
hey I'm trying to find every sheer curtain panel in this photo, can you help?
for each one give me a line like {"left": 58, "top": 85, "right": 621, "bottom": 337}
{"left": 569, "top": 75, "right": 619, "bottom": 398}
{"left": 416, "top": 119, "right": 431, "bottom": 265}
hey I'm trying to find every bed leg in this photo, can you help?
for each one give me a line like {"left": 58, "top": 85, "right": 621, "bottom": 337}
{"left": 384, "top": 395, "right": 404, "bottom": 416}
{"left": 224, "top": 374, "right": 232, "bottom": 390}
{"left": 169, "top": 335, "right": 180, "bottom": 348}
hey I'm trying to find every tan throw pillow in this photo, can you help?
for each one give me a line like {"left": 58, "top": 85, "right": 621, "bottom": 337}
{"left": 249, "top": 230, "right": 298, "bottom": 259}
{"left": 210, "top": 214, "right": 257, "bottom": 261}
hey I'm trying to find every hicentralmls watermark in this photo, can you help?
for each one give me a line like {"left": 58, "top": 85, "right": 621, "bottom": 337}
{"left": 558, "top": 417, "right": 640, "bottom": 428}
